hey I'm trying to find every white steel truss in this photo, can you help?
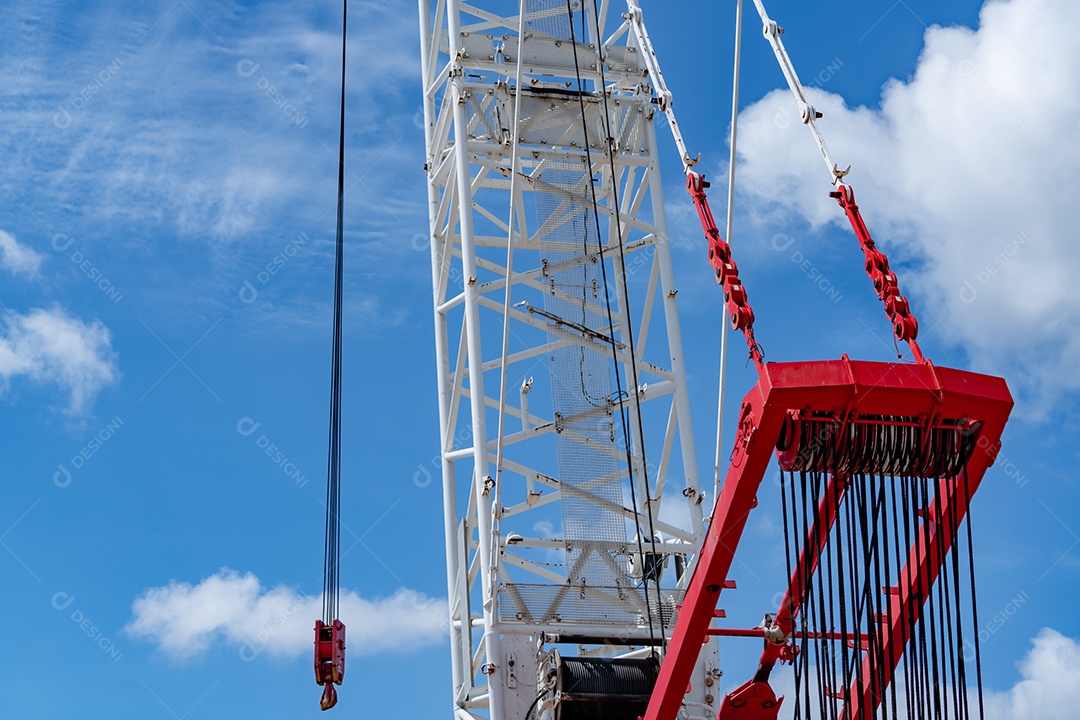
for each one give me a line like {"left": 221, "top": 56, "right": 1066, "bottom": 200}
{"left": 417, "top": 2, "right": 719, "bottom": 719}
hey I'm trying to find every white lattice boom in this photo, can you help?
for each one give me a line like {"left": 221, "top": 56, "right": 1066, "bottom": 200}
{"left": 417, "top": 2, "right": 719, "bottom": 718}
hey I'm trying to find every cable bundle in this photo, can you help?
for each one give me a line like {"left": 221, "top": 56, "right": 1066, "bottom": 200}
{"left": 780, "top": 470, "right": 985, "bottom": 719}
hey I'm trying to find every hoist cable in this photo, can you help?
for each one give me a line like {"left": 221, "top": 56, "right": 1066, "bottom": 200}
{"left": 949, "top": 476, "right": 971, "bottom": 720}
{"left": 563, "top": 0, "right": 663, "bottom": 649}
{"left": 322, "top": 0, "right": 348, "bottom": 626}
{"left": 778, "top": 469, "right": 991, "bottom": 719}
{"left": 588, "top": 0, "right": 666, "bottom": 649}
{"left": 963, "top": 470, "right": 986, "bottom": 718}
{"left": 780, "top": 471, "right": 802, "bottom": 719}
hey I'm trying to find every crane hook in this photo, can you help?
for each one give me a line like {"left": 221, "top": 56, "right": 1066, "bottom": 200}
{"left": 320, "top": 682, "right": 338, "bottom": 711}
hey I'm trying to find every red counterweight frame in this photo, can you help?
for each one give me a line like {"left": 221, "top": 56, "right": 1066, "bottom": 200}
{"left": 643, "top": 357, "right": 1012, "bottom": 720}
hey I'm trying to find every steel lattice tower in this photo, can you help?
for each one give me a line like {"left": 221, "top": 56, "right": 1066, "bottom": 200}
{"left": 418, "top": 2, "right": 719, "bottom": 718}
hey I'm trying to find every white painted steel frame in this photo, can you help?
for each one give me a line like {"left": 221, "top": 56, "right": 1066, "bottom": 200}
{"left": 418, "top": 3, "right": 718, "bottom": 719}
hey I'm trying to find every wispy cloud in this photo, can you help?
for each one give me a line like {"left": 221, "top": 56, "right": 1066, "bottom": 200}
{"left": 0, "top": 0, "right": 428, "bottom": 334}
{"left": 125, "top": 568, "right": 446, "bottom": 661}
{"left": 0, "top": 228, "right": 44, "bottom": 278}
{"left": 0, "top": 305, "right": 119, "bottom": 414}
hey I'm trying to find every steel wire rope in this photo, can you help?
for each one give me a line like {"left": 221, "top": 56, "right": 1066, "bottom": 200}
{"left": 918, "top": 477, "right": 943, "bottom": 719}
{"left": 824, "top": 473, "right": 840, "bottom": 720}
{"left": 933, "top": 478, "right": 961, "bottom": 720}
{"left": 890, "top": 476, "right": 916, "bottom": 720}
{"left": 491, "top": 0, "right": 529, "bottom": 594}
{"left": 562, "top": 0, "right": 663, "bottom": 650}
{"left": 962, "top": 469, "right": 986, "bottom": 718}
{"left": 780, "top": 471, "right": 802, "bottom": 719}
{"left": 713, "top": 0, "right": 744, "bottom": 513}
{"left": 321, "top": 0, "right": 348, "bottom": 626}
{"left": 948, "top": 475, "right": 971, "bottom": 720}
{"left": 587, "top": 0, "right": 667, "bottom": 649}
{"left": 834, "top": 474, "right": 852, "bottom": 710}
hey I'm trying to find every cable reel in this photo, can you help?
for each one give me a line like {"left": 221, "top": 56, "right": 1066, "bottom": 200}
{"left": 535, "top": 647, "right": 661, "bottom": 720}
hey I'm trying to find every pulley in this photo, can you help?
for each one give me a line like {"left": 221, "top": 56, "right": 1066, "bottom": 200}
{"left": 776, "top": 412, "right": 979, "bottom": 479}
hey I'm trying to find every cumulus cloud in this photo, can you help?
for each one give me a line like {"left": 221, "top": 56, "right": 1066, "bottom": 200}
{"left": 0, "top": 229, "right": 44, "bottom": 278}
{"left": 125, "top": 568, "right": 446, "bottom": 661}
{"left": 983, "top": 628, "right": 1080, "bottom": 720}
{"left": 0, "top": 306, "right": 118, "bottom": 413}
{"left": 735, "top": 0, "right": 1080, "bottom": 411}
{"left": 765, "top": 628, "right": 1080, "bottom": 719}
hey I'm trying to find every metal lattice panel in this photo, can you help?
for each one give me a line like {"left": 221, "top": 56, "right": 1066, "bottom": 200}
{"left": 535, "top": 161, "right": 628, "bottom": 589}
{"left": 500, "top": 583, "right": 680, "bottom": 627}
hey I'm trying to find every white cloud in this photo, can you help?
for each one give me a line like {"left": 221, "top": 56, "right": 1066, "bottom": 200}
{"left": 763, "top": 628, "right": 1080, "bottom": 719}
{"left": 983, "top": 628, "right": 1080, "bottom": 720}
{"left": 125, "top": 568, "right": 446, "bottom": 661}
{"left": 0, "top": 229, "right": 44, "bottom": 278}
{"left": 734, "top": 0, "right": 1080, "bottom": 411}
{"left": 0, "top": 1, "right": 422, "bottom": 246}
{"left": 0, "top": 306, "right": 118, "bottom": 414}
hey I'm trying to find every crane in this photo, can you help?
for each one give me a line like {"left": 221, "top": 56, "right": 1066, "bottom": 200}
{"left": 416, "top": 2, "right": 1010, "bottom": 719}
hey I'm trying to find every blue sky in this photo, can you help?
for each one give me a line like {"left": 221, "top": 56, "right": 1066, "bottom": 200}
{"left": 1, "top": 0, "right": 1077, "bottom": 717}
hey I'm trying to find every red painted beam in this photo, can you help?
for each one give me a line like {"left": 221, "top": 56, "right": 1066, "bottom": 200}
{"left": 643, "top": 386, "right": 783, "bottom": 720}
{"left": 643, "top": 358, "right": 1012, "bottom": 720}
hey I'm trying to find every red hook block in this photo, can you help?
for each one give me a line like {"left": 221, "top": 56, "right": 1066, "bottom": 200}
{"left": 314, "top": 619, "right": 346, "bottom": 710}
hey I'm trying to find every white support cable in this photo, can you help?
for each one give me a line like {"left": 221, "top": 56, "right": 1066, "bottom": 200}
{"left": 714, "top": 0, "right": 743, "bottom": 516}
{"left": 749, "top": 0, "right": 849, "bottom": 185}
{"left": 490, "top": 0, "right": 528, "bottom": 603}
{"left": 624, "top": 0, "right": 698, "bottom": 172}
{"left": 624, "top": 0, "right": 741, "bottom": 512}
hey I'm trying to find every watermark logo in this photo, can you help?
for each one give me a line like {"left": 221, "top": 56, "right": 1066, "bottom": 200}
{"left": 238, "top": 232, "right": 309, "bottom": 303}
{"left": 962, "top": 590, "right": 1029, "bottom": 661}
{"left": 956, "top": 59, "right": 1027, "bottom": 128}
{"left": 51, "top": 233, "right": 123, "bottom": 303}
{"left": 237, "top": 417, "right": 309, "bottom": 488}
{"left": 54, "top": 57, "right": 126, "bottom": 129}
{"left": 237, "top": 59, "right": 309, "bottom": 129}
{"left": 52, "top": 591, "right": 124, "bottom": 662}
{"left": 54, "top": 416, "right": 124, "bottom": 488}
{"left": 238, "top": 597, "right": 303, "bottom": 661}
{"left": 959, "top": 232, "right": 1029, "bottom": 304}
{"left": 772, "top": 233, "right": 843, "bottom": 304}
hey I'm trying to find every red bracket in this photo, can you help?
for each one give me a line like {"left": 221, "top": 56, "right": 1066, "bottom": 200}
{"left": 832, "top": 184, "right": 925, "bottom": 363}
{"left": 718, "top": 679, "right": 784, "bottom": 720}
{"left": 686, "top": 172, "right": 764, "bottom": 368}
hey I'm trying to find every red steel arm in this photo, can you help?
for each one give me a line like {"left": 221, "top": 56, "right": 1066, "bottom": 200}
{"left": 644, "top": 391, "right": 785, "bottom": 720}
{"left": 643, "top": 360, "right": 1012, "bottom": 720}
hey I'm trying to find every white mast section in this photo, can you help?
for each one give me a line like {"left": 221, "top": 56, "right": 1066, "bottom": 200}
{"left": 418, "top": 2, "right": 718, "bottom": 719}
